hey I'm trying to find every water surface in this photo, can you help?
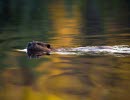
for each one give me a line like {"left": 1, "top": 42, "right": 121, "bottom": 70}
{"left": 0, "top": 0, "right": 130, "bottom": 100}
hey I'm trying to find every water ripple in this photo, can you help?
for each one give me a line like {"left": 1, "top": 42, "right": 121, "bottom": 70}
{"left": 16, "top": 45, "right": 130, "bottom": 57}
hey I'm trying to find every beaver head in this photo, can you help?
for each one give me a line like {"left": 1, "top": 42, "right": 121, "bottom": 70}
{"left": 27, "top": 41, "right": 52, "bottom": 58}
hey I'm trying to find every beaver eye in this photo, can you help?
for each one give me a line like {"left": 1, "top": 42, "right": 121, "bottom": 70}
{"left": 46, "top": 44, "right": 51, "bottom": 48}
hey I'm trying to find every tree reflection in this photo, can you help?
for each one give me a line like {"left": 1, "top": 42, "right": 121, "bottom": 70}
{"left": 0, "top": 0, "right": 130, "bottom": 100}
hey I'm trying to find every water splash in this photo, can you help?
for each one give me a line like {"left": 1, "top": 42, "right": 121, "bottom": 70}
{"left": 15, "top": 45, "right": 130, "bottom": 57}
{"left": 15, "top": 49, "right": 27, "bottom": 53}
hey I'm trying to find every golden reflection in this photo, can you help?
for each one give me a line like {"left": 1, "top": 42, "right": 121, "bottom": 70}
{"left": 1, "top": 1, "right": 130, "bottom": 100}
{"left": 1, "top": 52, "right": 130, "bottom": 100}
{"left": 48, "top": 0, "right": 81, "bottom": 47}
{"left": 29, "top": 2, "right": 86, "bottom": 99}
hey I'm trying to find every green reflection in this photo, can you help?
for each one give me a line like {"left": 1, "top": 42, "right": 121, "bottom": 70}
{"left": 0, "top": 0, "right": 130, "bottom": 100}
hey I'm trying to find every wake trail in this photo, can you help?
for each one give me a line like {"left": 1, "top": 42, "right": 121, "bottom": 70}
{"left": 15, "top": 45, "right": 130, "bottom": 57}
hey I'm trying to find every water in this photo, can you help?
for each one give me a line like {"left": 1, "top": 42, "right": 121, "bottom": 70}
{"left": 0, "top": 0, "right": 130, "bottom": 100}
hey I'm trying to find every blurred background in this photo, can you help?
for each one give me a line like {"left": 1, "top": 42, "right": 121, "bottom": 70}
{"left": 0, "top": 0, "right": 130, "bottom": 100}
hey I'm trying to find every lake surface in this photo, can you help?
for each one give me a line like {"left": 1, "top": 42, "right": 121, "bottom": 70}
{"left": 0, "top": 0, "right": 130, "bottom": 100}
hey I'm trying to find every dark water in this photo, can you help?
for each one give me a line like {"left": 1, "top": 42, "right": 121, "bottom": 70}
{"left": 0, "top": 0, "right": 130, "bottom": 100}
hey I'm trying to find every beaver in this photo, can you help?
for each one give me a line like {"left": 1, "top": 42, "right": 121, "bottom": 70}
{"left": 27, "top": 41, "right": 52, "bottom": 58}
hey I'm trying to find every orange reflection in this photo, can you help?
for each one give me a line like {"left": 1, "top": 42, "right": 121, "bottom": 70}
{"left": 48, "top": 0, "right": 81, "bottom": 47}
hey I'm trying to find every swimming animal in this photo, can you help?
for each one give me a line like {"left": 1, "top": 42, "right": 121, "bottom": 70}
{"left": 27, "top": 41, "right": 52, "bottom": 58}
